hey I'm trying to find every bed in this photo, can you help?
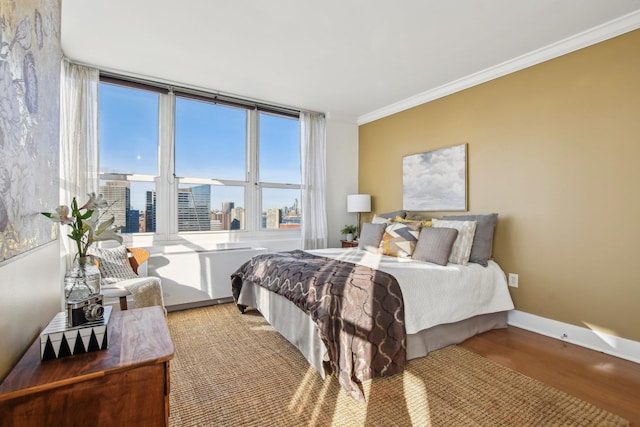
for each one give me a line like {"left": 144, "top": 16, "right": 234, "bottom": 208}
{"left": 232, "top": 216, "right": 514, "bottom": 400}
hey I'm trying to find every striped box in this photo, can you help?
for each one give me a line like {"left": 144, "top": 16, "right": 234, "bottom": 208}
{"left": 39, "top": 306, "right": 112, "bottom": 360}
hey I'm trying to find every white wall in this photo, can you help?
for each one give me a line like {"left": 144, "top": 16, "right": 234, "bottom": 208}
{"left": 0, "top": 242, "right": 62, "bottom": 380}
{"left": 147, "top": 247, "right": 268, "bottom": 307}
{"left": 325, "top": 113, "right": 359, "bottom": 247}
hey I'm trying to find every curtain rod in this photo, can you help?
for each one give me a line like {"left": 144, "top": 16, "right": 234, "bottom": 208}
{"left": 65, "top": 59, "right": 318, "bottom": 116}
{"left": 68, "top": 60, "right": 316, "bottom": 118}
{"left": 99, "top": 71, "right": 302, "bottom": 118}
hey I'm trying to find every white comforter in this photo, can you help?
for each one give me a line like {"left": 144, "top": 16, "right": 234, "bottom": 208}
{"left": 307, "top": 248, "right": 515, "bottom": 334}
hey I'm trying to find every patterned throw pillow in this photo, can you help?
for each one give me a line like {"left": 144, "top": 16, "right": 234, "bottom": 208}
{"left": 432, "top": 219, "right": 477, "bottom": 265}
{"left": 379, "top": 221, "right": 421, "bottom": 258}
{"left": 89, "top": 246, "right": 138, "bottom": 284}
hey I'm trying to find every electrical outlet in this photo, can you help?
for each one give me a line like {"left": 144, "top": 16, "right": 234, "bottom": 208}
{"left": 508, "top": 273, "right": 519, "bottom": 288}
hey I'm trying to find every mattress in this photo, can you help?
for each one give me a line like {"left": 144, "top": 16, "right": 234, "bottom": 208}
{"left": 237, "top": 248, "right": 514, "bottom": 376}
{"left": 307, "top": 248, "right": 514, "bottom": 334}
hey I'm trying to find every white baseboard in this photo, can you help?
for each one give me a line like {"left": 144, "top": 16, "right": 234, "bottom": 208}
{"left": 507, "top": 310, "right": 640, "bottom": 364}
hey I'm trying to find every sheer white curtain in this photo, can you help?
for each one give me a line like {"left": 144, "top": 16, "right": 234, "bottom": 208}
{"left": 300, "top": 111, "right": 327, "bottom": 249}
{"left": 59, "top": 60, "right": 99, "bottom": 262}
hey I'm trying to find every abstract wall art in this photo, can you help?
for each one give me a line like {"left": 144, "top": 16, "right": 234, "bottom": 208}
{"left": 403, "top": 143, "right": 467, "bottom": 211}
{"left": 0, "top": 0, "right": 61, "bottom": 262}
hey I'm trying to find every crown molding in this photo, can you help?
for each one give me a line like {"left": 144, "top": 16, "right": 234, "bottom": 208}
{"left": 357, "top": 9, "right": 640, "bottom": 125}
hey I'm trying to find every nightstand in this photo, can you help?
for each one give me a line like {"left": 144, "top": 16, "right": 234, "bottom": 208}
{"left": 341, "top": 240, "right": 359, "bottom": 248}
{"left": 0, "top": 306, "right": 174, "bottom": 427}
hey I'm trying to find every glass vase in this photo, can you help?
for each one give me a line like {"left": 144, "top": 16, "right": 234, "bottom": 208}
{"left": 64, "top": 256, "right": 101, "bottom": 302}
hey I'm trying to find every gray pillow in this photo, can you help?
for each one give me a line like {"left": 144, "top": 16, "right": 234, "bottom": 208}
{"left": 442, "top": 213, "right": 498, "bottom": 267}
{"left": 378, "top": 210, "right": 406, "bottom": 219}
{"left": 358, "top": 222, "right": 387, "bottom": 253}
{"left": 412, "top": 227, "right": 458, "bottom": 266}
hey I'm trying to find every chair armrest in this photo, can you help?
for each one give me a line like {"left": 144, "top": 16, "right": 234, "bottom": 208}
{"left": 135, "top": 261, "right": 148, "bottom": 277}
{"left": 126, "top": 247, "right": 150, "bottom": 276}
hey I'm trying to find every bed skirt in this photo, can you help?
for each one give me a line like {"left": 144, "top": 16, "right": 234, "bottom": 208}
{"left": 237, "top": 281, "right": 507, "bottom": 378}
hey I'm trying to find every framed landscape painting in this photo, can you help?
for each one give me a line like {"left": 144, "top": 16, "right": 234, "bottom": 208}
{"left": 403, "top": 143, "right": 467, "bottom": 211}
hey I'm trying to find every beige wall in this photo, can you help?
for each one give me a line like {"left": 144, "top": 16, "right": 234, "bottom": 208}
{"left": 359, "top": 30, "right": 640, "bottom": 342}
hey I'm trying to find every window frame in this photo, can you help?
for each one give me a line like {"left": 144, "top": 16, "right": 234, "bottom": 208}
{"left": 98, "top": 75, "right": 302, "bottom": 240}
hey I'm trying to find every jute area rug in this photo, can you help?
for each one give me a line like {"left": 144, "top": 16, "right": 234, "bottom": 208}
{"left": 167, "top": 303, "right": 629, "bottom": 427}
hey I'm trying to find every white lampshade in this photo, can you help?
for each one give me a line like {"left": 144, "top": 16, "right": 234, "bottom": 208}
{"left": 347, "top": 194, "right": 371, "bottom": 213}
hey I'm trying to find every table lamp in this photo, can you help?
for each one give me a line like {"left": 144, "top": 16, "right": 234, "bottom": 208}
{"left": 347, "top": 194, "right": 371, "bottom": 238}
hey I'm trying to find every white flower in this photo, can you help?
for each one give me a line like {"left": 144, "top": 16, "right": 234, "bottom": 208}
{"left": 81, "top": 192, "right": 108, "bottom": 210}
{"left": 43, "top": 205, "right": 72, "bottom": 225}
{"left": 42, "top": 195, "right": 124, "bottom": 257}
{"left": 86, "top": 211, "right": 123, "bottom": 245}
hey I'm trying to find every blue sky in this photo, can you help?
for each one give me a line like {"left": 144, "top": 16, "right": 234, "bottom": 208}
{"left": 99, "top": 83, "right": 300, "bottom": 212}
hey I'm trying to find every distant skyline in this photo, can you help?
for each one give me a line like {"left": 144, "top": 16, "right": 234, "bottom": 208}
{"left": 99, "top": 83, "right": 301, "bottom": 213}
{"left": 99, "top": 180, "right": 301, "bottom": 233}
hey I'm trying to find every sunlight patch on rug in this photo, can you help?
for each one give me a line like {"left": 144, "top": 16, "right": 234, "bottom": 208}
{"left": 167, "top": 303, "right": 629, "bottom": 427}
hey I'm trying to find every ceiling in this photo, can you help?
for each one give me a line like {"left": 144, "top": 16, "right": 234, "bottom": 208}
{"left": 61, "top": 1, "right": 640, "bottom": 122}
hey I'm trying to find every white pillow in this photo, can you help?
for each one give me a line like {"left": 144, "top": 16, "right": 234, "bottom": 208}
{"left": 372, "top": 214, "right": 391, "bottom": 224}
{"left": 431, "top": 219, "right": 477, "bottom": 265}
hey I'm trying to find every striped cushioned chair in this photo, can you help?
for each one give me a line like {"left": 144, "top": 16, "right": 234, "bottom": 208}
{"left": 99, "top": 247, "right": 153, "bottom": 310}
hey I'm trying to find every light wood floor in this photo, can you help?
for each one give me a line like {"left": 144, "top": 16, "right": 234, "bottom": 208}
{"left": 459, "top": 326, "right": 640, "bottom": 426}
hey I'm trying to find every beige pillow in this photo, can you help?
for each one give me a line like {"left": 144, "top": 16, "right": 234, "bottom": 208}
{"left": 443, "top": 213, "right": 498, "bottom": 267}
{"left": 371, "top": 214, "right": 391, "bottom": 224}
{"left": 431, "top": 219, "right": 477, "bottom": 265}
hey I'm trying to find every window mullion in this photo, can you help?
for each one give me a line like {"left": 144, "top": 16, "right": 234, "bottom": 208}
{"left": 156, "top": 90, "right": 177, "bottom": 239}
{"left": 247, "top": 109, "right": 259, "bottom": 232}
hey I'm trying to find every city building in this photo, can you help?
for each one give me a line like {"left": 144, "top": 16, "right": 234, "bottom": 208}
{"left": 100, "top": 181, "right": 139, "bottom": 233}
{"left": 178, "top": 185, "right": 211, "bottom": 232}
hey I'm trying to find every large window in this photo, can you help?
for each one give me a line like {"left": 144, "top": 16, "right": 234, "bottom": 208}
{"left": 98, "top": 78, "right": 301, "bottom": 236}
{"left": 175, "top": 96, "right": 248, "bottom": 232}
{"left": 175, "top": 98, "right": 247, "bottom": 181}
{"left": 98, "top": 82, "right": 159, "bottom": 233}
{"left": 258, "top": 112, "right": 301, "bottom": 230}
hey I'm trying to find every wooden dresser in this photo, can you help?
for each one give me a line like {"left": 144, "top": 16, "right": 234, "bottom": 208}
{"left": 0, "top": 306, "right": 174, "bottom": 427}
